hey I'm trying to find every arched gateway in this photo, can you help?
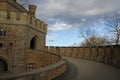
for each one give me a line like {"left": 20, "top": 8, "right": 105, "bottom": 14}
{"left": 30, "top": 36, "right": 39, "bottom": 49}
{"left": 30, "top": 37, "right": 37, "bottom": 49}
{"left": 0, "top": 59, "right": 8, "bottom": 74}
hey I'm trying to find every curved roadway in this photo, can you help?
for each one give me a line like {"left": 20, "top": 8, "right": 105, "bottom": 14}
{"left": 55, "top": 57, "right": 120, "bottom": 80}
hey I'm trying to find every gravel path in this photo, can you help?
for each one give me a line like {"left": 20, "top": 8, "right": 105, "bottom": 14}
{"left": 54, "top": 57, "right": 120, "bottom": 80}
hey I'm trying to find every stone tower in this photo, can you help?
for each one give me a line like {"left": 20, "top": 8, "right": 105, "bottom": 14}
{"left": 29, "top": 5, "right": 37, "bottom": 17}
{"left": 0, "top": 0, "right": 47, "bottom": 74}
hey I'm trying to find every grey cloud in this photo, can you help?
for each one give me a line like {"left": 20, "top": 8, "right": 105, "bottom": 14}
{"left": 18, "top": 0, "right": 120, "bottom": 27}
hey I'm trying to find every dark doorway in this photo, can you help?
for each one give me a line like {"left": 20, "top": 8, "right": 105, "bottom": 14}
{"left": 0, "top": 59, "right": 8, "bottom": 74}
{"left": 30, "top": 37, "right": 36, "bottom": 49}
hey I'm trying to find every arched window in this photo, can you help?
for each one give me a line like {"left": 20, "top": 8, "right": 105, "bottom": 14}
{"left": 0, "top": 29, "right": 6, "bottom": 36}
{"left": 0, "top": 59, "right": 8, "bottom": 74}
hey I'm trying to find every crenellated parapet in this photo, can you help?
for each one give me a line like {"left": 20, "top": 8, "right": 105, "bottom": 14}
{"left": 0, "top": 10, "right": 47, "bottom": 33}
{"left": 47, "top": 45, "right": 120, "bottom": 67}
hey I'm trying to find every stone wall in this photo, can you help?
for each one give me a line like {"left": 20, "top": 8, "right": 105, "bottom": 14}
{"left": 0, "top": 23, "right": 47, "bottom": 73}
{"left": 47, "top": 45, "right": 120, "bottom": 67}
{"left": 0, "top": 24, "right": 27, "bottom": 73}
{"left": 0, "top": 49, "right": 67, "bottom": 80}
{"left": 24, "top": 49, "right": 61, "bottom": 69}
{"left": 0, "top": 1, "right": 67, "bottom": 80}
{"left": 0, "top": 0, "right": 27, "bottom": 12}
{"left": 0, "top": 9, "right": 47, "bottom": 73}
{"left": 0, "top": 10, "right": 47, "bottom": 33}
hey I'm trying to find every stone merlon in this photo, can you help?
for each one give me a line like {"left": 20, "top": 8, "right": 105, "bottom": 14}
{"left": 29, "top": 5, "right": 37, "bottom": 17}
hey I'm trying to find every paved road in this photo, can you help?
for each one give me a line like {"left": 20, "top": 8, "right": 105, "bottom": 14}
{"left": 55, "top": 57, "right": 120, "bottom": 80}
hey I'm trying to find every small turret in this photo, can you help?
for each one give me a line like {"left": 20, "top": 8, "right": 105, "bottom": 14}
{"left": 29, "top": 5, "right": 36, "bottom": 17}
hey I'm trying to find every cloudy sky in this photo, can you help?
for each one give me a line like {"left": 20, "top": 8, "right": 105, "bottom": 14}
{"left": 18, "top": 0, "right": 120, "bottom": 46}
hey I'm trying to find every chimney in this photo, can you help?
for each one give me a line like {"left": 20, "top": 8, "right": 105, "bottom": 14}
{"left": 29, "top": 5, "right": 37, "bottom": 17}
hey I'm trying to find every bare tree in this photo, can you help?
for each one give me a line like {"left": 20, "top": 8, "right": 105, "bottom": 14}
{"left": 80, "top": 25, "right": 96, "bottom": 40}
{"left": 79, "top": 25, "right": 96, "bottom": 46}
{"left": 81, "top": 36, "right": 106, "bottom": 47}
{"left": 106, "top": 13, "right": 120, "bottom": 45}
{"left": 79, "top": 25, "right": 106, "bottom": 47}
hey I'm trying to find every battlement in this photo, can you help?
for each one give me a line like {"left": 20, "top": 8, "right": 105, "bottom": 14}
{"left": 0, "top": 10, "right": 47, "bottom": 33}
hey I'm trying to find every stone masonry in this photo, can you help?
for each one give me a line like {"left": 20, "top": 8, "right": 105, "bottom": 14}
{"left": 0, "top": 0, "right": 47, "bottom": 74}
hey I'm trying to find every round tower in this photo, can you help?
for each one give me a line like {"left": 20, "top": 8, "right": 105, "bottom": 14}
{"left": 29, "top": 5, "right": 37, "bottom": 17}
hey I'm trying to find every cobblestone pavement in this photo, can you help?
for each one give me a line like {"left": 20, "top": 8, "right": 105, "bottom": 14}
{"left": 55, "top": 57, "right": 120, "bottom": 80}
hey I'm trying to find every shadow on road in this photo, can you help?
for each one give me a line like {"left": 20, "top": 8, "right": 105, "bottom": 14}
{"left": 54, "top": 61, "right": 78, "bottom": 80}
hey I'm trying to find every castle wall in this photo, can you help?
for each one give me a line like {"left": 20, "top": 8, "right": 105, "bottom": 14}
{"left": 6, "top": 2, "right": 21, "bottom": 12}
{"left": 0, "top": 2, "right": 6, "bottom": 10}
{"left": 0, "top": 2, "right": 21, "bottom": 12}
{"left": 47, "top": 45, "right": 120, "bottom": 67}
{"left": 0, "top": 47, "right": 67, "bottom": 80}
{"left": 0, "top": 24, "right": 27, "bottom": 73}
{"left": 0, "top": 11, "right": 47, "bottom": 73}
{"left": 0, "top": 0, "right": 27, "bottom": 12}
{"left": 0, "top": 58, "right": 67, "bottom": 80}
{"left": 0, "top": 10, "right": 47, "bottom": 34}
{"left": 24, "top": 26, "right": 46, "bottom": 50}
{"left": 24, "top": 49, "right": 61, "bottom": 70}
{"left": 0, "top": 1, "right": 67, "bottom": 80}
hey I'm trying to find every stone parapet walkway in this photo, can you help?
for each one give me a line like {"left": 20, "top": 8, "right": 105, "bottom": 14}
{"left": 55, "top": 57, "right": 120, "bottom": 80}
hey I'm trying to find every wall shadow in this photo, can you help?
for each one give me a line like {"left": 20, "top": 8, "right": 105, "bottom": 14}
{"left": 54, "top": 61, "right": 78, "bottom": 80}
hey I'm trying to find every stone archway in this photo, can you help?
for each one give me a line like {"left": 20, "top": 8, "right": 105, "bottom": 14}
{"left": 0, "top": 59, "right": 8, "bottom": 74}
{"left": 30, "top": 37, "right": 36, "bottom": 49}
{"left": 30, "top": 36, "right": 39, "bottom": 50}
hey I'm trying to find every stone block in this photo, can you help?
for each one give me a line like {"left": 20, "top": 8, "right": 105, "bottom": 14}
{"left": 0, "top": 11, "right": 7, "bottom": 19}
{"left": 97, "top": 55, "right": 104, "bottom": 62}
{"left": 104, "top": 57, "right": 112, "bottom": 64}
{"left": 112, "top": 59, "right": 118, "bottom": 66}
{"left": 90, "top": 55, "right": 97, "bottom": 61}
